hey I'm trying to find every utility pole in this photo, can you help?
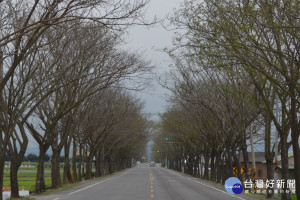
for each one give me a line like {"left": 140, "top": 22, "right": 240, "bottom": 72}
{"left": 274, "top": 96, "right": 279, "bottom": 198}
{"left": 250, "top": 123, "right": 256, "bottom": 188}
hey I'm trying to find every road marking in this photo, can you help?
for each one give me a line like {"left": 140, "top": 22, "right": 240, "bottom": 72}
{"left": 192, "top": 180, "right": 246, "bottom": 200}
{"left": 53, "top": 198, "right": 60, "bottom": 200}
{"left": 150, "top": 171, "right": 154, "bottom": 198}
{"left": 68, "top": 169, "right": 132, "bottom": 195}
{"left": 67, "top": 178, "right": 113, "bottom": 195}
{"left": 166, "top": 169, "right": 247, "bottom": 200}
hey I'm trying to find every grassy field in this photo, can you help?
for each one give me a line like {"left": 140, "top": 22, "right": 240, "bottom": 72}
{"left": 3, "top": 167, "right": 57, "bottom": 191}
{"left": 3, "top": 162, "right": 95, "bottom": 192}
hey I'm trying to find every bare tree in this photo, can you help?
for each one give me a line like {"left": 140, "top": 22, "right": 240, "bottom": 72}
{"left": 167, "top": 1, "right": 299, "bottom": 199}
{"left": 0, "top": 0, "right": 152, "bottom": 91}
{"left": 0, "top": 1, "right": 153, "bottom": 198}
{"left": 22, "top": 21, "right": 151, "bottom": 192}
{"left": 0, "top": 43, "right": 63, "bottom": 197}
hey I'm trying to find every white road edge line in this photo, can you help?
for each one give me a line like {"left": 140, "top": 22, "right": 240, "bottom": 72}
{"left": 192, "top": 180, "right": 246, "bottom": 200}
{"left": 53, "top": 198, "right": 60, "bottom": 200}
{"left": 67, "top": 169, "right": 133, "bottom": 195}
{"left": 166, "top": 169, "right": 247, "bottom": 200}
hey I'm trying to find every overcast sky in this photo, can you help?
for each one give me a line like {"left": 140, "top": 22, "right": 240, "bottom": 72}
{"left": 124, "top": 0, "right": 184, "bottom": 121}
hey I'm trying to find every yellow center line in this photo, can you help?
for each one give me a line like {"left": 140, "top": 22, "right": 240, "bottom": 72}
{"left": 150, "top": 173, "right": 154, "bottom": 198}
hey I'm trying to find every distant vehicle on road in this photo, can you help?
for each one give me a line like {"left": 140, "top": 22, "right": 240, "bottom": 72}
{"left": 150, "top": 161, "right": 155, "bottom": 167}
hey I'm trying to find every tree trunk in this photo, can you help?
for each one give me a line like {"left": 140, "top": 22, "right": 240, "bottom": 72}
{"left": 188, "top": 160, "right": 193, "bottom": 175}
{"left": 193, "top": 158, "right": 198, "bottom": 177}
{"left": 210, "top": 149, "right": 216, "bottom": 181}
{"left": 170, "top": 158, "right": 173, "bottom": 170}
{"left": 189, "top": 156, "right": 194, "bottom": 176}
{"left": 290, "top": 90, "right": 300, "bottom": 200}
{"left": 105, "top": 154, "right": 111, "bottom": 175}
{"left": 222, "top": 163, "right": 227, "bottom": 184}
{"left": 100, "top": 156, "right": 105, "bottom": 176}
{"left": 203, "top": 152, "right": 210, "bottom": 180}
{"left": 104, "top": 157, "right": 109, "bottom": 175}
{"left": 10, "top": 162, "right": 21, "bottom": 198}
{"left": 281, "top": 135, "right": 291, "bottom": 200}
{"left": 85, "top": 153, "right": 94, "bottom": 180}
{"left": 108, "top": 156, "right": 113, "bottom": 174}
{"left": 82, "top": 147, "right": 87, "bottom": 178}
{"left": 7, "top": 123, "right": 28, "bottom": 198}
{"left": 266, "top": 158, "right": 274, "bottom": 198}
{"left": 63, "top": 141, "right": 73, "bottom": 184}
{"left": 0, "top": 154, "right": 5, "bottom": 200}
{"left": 78, "top": 144, "right": 83, "bottom": 181}
{"left": 51, "top": 149, "right": 62, "bottom": 188}
{"left": 63, "top": 154, "right": 73, "bottom": 184}
{"left": 117, "top": 158, "right": 121, "bottom": 171}
{"left": 63, "top": 155, "right": 68, "bottom": 184}
{"left": 95, "top": 151, "right": 101, "bottom": 177}
{"left": 35, "top": 146, "right": 48, "bottom": 193}
{"left": 72, "top": 138, "right": 77, "bottom": 182}
{"left": 226, "top": 144, "right": 234, "bottom": 178}
{"left": 176, "top": 158, "right": 180, "bottom": 172}
{"left": 291, "top": 132, "right": 300, "bottom": 200}
{"left": 242, "top": 131, "right": 250, "bottom": 181}
{"left": 216, "top": 153, "right": 221, "bottom": 183}
{"left": 232, "top": 151, "right": 242, "bottom": 181}
{"left": 264, "top": 112, "right": 275, "bottom": 197}
{"left": 199, "top": 157, "right": 203, "bottom": 178}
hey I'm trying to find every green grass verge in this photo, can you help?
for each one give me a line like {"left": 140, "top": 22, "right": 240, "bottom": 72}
{"left": 4, "top": 163, "right": 121, "bottom": 197}
{"left": 278, "top": 193, "right": 297, "bottom": 200}
{"left": 31, "top": 169, "right": 126, "bottom": 198}
{"left": 9, "top": 197, "right": 35, "bottom": 200}
{"left": 3, "top": 169, "right": 62, "bottom": 191}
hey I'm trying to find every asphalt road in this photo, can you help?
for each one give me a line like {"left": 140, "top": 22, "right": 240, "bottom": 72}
{"left": 33, "top": 163, "right": 258, "bottom": 200}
